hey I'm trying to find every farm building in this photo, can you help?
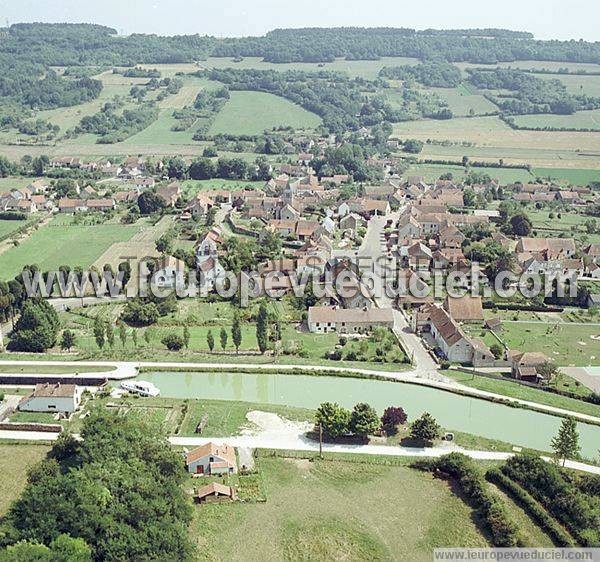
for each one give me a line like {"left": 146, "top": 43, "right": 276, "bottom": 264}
{"left": 185, "top": 442, "right": 237, "bottom": 475}
{"left": 195, "top": 482, "right": 236, "bottom": 503}
{"left": 18, "top": 383, "right": 83, "bottom": 414}
{"left": 307, "top": 306, "right": 394, "bottom": 334}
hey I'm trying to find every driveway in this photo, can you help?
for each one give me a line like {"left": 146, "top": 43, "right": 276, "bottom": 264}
{"left": 561, "top": 366, "right": 600, "bottom": 393}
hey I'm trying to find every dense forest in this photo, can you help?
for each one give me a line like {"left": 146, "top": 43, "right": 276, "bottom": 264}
{"left": 1, "top": 23, "right": 599, "bottom": 67}
{"left": 212, "top": 27, "right": 600, "bottom": 64}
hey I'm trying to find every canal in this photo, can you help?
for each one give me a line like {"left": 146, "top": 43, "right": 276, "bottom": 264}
{"left": 134, "top": 371, "right": 600, "bottom": 457}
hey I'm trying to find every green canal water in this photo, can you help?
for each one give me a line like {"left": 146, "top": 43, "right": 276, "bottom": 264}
{"left": 136, "top": 371, "right": 600, "bottom": 457}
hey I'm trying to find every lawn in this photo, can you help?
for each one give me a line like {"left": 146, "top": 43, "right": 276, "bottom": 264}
{"left": 499, "top": 321, "right": 600, "bottom": 366}
{"left": 0, "top": 443, "right": 50, "bottom": 515}
{"left": 56, "top": 300, "right": 408, "bottom": 371}
{"left": 512, "top": 109, "right": 600, "bottom": 131}
{"left": 208, "top": 91, "right": 321, "bottom": 136}
{"left": 179, "top": 399, "right": 314, "bottom": 436}
{"left": 0, "top": 215, "right": 142, "bottom": 280}
{"left": 445, "top": 370, "right": 600, "bottom": 418}
{"left": 190, "top": 456, "right": 489, "bottom": 560}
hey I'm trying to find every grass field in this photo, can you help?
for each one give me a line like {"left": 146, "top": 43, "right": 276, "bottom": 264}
{"left": 533, "top": 167, "right": 600, "bottom": 184}
{"left": 487, "top": 482, "right": 555, "bottom": 547}
{"left": 122, "top": 77, "right": 221, "bottom": 146}
{"left": 0, "top": 443, "right": 50, "bottom": 515}
{"left": 539, "top": 73, "right": 600, "bottom": 97}
{"left": 201, "top": 56, "right": 420, "bottom": 80}
{"left": 181, "top": 179, "right": 264, "bottom": 198}
{"left": 0, "top": 364, "right": 114, "bottom": 374}
{"left": 0, "top": 215, "right": 143, "bottom": 280}
{"left": 499, "top": 321, "right": 600, "bottom": 366}
{"left": 425, "top": 84, "right": 499, "bottom": 116}
{"left": 0, "top": 218, "right": 35, "bottom": 240}
{"left": 208, "top": 91, "right": 321, "bottom": 136}
{"left": 191, "top": 456, "right": 489, "bottom": 560}
{"left": 401, "top": 162, "right": 533, "bottom": 184}
{"left": 512, "top": 109, "right": 600, "bottom": 131}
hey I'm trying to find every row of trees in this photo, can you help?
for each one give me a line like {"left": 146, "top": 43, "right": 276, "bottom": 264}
{"left": 315, "top": 402, "right": 441, "bottom": 442}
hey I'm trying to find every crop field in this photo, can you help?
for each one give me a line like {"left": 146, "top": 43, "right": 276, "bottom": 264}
{"left": 191, "top": 456, "right": 489, "bottom": 561}
{"left": 393, "top": 116, "right": 600, "bottom": 169}
{"left": 425, "top": 84, "right": 499, "bottom": 116}
{"left": 208, "top": 91, "right": 321, "bottom": 136}
{"left": 91, "top": 215, "right": 173, "bottom": 271}
{"left": 512, "top": 108, "right": 600, "bottom": 131}
{"left": 0, "top": 215, "right": 143, "bottom": 280}
{"left": 201, "top": 56, "right": 420, "bottom": 80}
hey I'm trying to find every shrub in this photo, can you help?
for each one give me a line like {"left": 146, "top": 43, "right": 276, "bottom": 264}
{"left": 161, "top": 333, "right": 185, "bottom": 351}
{"left": 381, "top": 406, "right": 407, "bottom": 435}
{"left": 501, "top": 454, "right": 599, "bottom": 546}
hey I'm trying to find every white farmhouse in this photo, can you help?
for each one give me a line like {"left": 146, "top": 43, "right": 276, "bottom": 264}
{"left": 185, "top": 442, "right": 237, "bottom": 475}
{"left": 18, "top": 383, "right": 83, "bottom": 415}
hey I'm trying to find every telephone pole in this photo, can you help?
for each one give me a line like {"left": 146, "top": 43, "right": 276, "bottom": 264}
{"left": 319, "top": 423, "right": 323, "bottom": 459}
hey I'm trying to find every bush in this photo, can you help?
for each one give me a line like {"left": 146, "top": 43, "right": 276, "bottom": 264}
{"left": 121, "top": 300, "right": 160, "bottom": 326}
{"left": 381, "top": 406, "right": 407, "bottom": 435}
{"left": 501, "top": 454, "right": 599, "bottom": 546}
{"left": 161, "top": 333, "right": 185, "bottom": 351}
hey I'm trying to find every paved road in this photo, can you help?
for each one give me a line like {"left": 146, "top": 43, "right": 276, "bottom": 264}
{"left": 0, "top": 428, "right": 597, "bottom": 474}
{"left": 357, "top": 212, "right": 440, "bottom": 376}
{"left": 0, "top": 359, "right": 598, "bottom": 424}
